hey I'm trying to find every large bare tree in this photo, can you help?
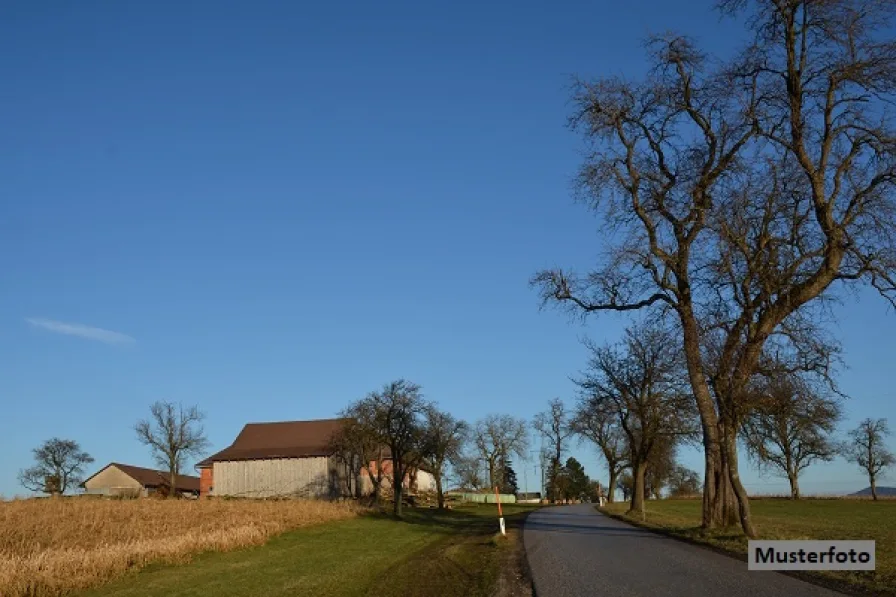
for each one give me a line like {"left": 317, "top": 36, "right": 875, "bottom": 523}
{"left": 451, "top": 452, "right": 486, "bottom": 491}
{"left": 473, "top": 414, "right": 528, "bottom": 488}
{"left": 844, "top": 418, "right": 895, "bottom": 501}
{"left": 533, "top": 398, "right": 575, "bottom": 502}
{"left": 365, "top": 380, "right": 428, "bottom": 517}
{"left": 533, "top": 0, "right": 896, "bottom": 536}
{"left": 420, "top": 405, "right": 468, "bottom": 509}
{"left": 18, "top": 437, "right": 94, "bottom": 495}
{"left": 575, "top": 324, "right": 697, "bottom": 516}
{"left": 572, "top": 399, "right": 628, "bottom": 503}
{"left": 742, "top": 374, "right": 841, "bottom": 499}
{"left": 135, "top": 401, "right": 209, "bottom": 498}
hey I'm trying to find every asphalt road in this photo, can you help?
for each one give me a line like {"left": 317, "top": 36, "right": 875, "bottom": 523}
{"left": 523, "top": 503, "right": 847, "bottom": 597}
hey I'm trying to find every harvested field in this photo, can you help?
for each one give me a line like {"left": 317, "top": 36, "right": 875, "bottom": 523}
{"left": 0, "top": 497, "right": 362, "bottom": 597}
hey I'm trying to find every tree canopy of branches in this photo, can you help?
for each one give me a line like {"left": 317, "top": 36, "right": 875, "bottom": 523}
{"left": 473, "top": 414, "right": 528, "bottom": 489}
{"left": 420, "top": 405, "right": 468, "bottom": 509}
{"left": 533, "top": 0, "right": 896, "bottom": 537}
{"left": 135, "top": 402, "right": 209, "bottom": 498}
{"left": 451, "top": 453, "right": 486, "bottom": 491}
{"left": 572, "top": 397, "right": 628, "bottom": 503}
{"left": 18, "top": 438, "right": 94, "bottom": 495}
{"left": 617, "top": 470, "right": 634, "bottom": 502}
{"left": 360, "top": 380, "right": 429, "bottom": 517}
{"left": 844, "top": 418, "right": 895, "bottom": 501}
{"left": 667, "top": 465, "right": 703, "bottom": 498}
{"left": 644, "top": 435, "right": 677, "bottom": 500}
{"left": 533, "top": 398, "right": 575, "bottom": 502}
{"left": 330, "top": 402, "right": 389, "bottom": 503}
{"left": 575, "top": 324, "right": 697, "bottom": 516}
{"left": 742, "top": 374, "right": 841, "bottom": 499}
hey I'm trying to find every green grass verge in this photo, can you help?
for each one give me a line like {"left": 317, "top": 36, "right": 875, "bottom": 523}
{"left": 601, "top": 498, "right": 896, "bottom": 596}
{"left": 79, "top": 503, "right": 538, "bottom": 597}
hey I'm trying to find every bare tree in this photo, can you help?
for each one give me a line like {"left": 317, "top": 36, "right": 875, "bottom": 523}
{"left": 742, "top": 375, "right": 841, "bottom": 499}
{"left": 329, "top": 405, "right": 389, "bottom": 503}
{"left": 533, "top": 398, "right": 575, "bottom": 502}
{"left": 844, "top": 418, "right": 895, "bottom": 501}
{"left": 420, "top": 406, "right": 468, "bottom": 509}
{"left": 18, "top": 438, "right": 94, "bottom": 495}
{"left": 617, "top": 470, "right": 633, "bottom": 502}
{"left": 645, "top": 435, "right": 677, "bottom": 500}
{"left": 473, "top": 414, "right": 528, "bottom": 488}
{"left": 533, "top": 1, "right": 896, "bottom": 536}
{"left": 572, "top": 398, "right": 628, "bottom": 503}
{"left": 451, "top": 452, "right": 486, "bottom": 491}
{"left": 667, "top": 465, "right": 702, "bottom": 498}
{"left": 363, "top": 380, "right": 428, "bottom": 517}
{"left": 575, "top": 324, "right": 697, "bottom": 517}
{"left": 135, "top": 402, "right": 209, "bottom": 498}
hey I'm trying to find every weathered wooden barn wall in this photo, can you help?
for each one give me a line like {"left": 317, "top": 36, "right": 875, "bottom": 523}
{"left": 213, "top": 457, "right": 346, "bottom": 498}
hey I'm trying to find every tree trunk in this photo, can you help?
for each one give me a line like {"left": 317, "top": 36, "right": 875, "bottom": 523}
{"left": 630, "top": 460, "right": 647, "bottom": 519}
{"left": 607, "top": 470, "right": 618, "bottom": 504}
{"left": 169, "top": 465, "right": 178, "bottom": 499}
{"left": 704, "top": 442, "right": 739, "bottom": 528}
{"left": 436, "top": 473, "right": 445, "bottom": 509}
{"left": 372, "top": 465, "right": 383, "bottom": 507}
{"left": 722, "top": 425, "right": 757, "bottom": 538}
{"left": 393, "top": 464, "right": 404, "bottom": 517}
{"left": 680, "top": 309, "right": 731, "bottom": 529}
{"left": 488, "top": 457, "right": 497, "bottom": 489}
{"left": 788, "top": 471, "right": 800, "bottom": 500}
{"left": 870, "top": 474, "right": 878, "bottom": 501}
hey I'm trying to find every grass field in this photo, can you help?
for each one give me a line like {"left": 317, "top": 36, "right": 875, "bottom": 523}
{"left": 78, "top": 503, "right": 537, "bottom": 597}
{"left": 0, "top": 497, "right": 362, "bottom": 597}
{"left": 603, "top": 498, "right": 896, "bottom": 595}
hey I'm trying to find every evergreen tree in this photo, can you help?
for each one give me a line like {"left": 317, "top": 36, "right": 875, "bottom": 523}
{"left": 497, "top": 454, "right": 519, "bottom": 494}
{"left": 561, "top": 457, "right": 590, "bottom": 501}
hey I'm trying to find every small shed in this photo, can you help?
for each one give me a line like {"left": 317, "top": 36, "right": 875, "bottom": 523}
{"left": 81, "top": 463, "right": 200, "bottom": 498}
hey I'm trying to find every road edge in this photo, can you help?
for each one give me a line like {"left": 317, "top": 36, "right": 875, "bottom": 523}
{"left": 596, "top": 506, "right": 885, "bottom": 597}
{"left": 495, "top": 508, "right": 538, "bottom": 597}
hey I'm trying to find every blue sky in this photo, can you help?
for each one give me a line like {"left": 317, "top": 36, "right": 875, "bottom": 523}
{"left": 1, "top": 1, "right": 893, "bottom": 498}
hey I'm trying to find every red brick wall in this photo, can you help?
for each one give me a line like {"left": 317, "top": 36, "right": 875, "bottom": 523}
{"left": 361, "top": 459, "right": 416, "bottom": 489}
{"left": 199, "top": 467, "right": 213, "bottom": 498}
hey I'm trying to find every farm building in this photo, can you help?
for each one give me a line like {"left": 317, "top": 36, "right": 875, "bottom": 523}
{"left": 81, "top": 463, "right": 200, "bottom": 498}
{"left": 196, "top": 417, "right": 435, "bottom": 499}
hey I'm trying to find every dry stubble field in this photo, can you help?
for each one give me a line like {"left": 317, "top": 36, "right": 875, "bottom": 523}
{"left": 0, "top": 496, "right": 363, "bottom": 597}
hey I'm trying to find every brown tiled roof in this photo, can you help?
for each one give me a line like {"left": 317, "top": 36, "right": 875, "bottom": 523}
{"left": 197, "top": 418, "right": 351, "bottom": 466}
{"left": 82, "top": 463, "right": 200, "bottom": 492}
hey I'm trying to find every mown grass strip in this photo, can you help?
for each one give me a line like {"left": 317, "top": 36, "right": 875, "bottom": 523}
{"left": 601, "top": 498, "right": 896, "bottom": 596}
{"left": 79, "top": 503, "right": 538, "bottom": 597}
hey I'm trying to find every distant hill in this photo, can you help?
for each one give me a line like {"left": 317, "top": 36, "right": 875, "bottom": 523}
{"left": 850, "top": 486, "right": 896, "bottom": 497}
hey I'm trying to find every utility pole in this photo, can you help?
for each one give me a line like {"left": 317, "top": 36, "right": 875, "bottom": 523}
{"left": 528, "top": 450, "right": 539, "bottom": 498}
{"left": 522, "top": 461, "right": 528, "bottom": 494}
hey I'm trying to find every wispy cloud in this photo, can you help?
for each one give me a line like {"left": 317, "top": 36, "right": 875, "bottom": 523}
{"left": 26, "top": 317, "right": 136, "bottom": 345}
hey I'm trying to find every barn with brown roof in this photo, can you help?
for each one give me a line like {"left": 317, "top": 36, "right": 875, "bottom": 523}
{"left": 81, "top": 463, "right": 200, "bottom": 498}
{"left": 196, "top": 418, "right": 435, "bottom": 499}
{"left": 196, "top": 418, "right": 353, "bottom": 499}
